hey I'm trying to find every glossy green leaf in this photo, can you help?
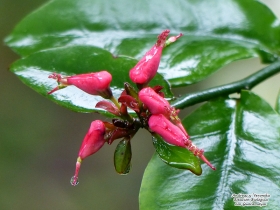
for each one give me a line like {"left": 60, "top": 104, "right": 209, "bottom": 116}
{"left": 140, "top": 91, "right": 280, "bottom": 209}
{"left": 10, "top": 45, "right": 172, "bottom": 113}
{"left": 152, "top": 134, "right": 202, "bottom": 175}
{"left": 6, "top": 0, "right": 280, "bottom": 86}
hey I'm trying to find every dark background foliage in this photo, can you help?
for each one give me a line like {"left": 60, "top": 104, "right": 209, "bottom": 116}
{"left": 1, "top": 0, "right": 279, "bottom": 209}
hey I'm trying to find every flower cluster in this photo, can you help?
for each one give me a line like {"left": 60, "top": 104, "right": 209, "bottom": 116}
{"left": 48, "top": 30, "right": 215, "bottom": 186}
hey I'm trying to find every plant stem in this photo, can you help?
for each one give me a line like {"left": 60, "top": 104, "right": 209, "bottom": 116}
{"left": 110, "top": 96, "right": 121, "bottom": 109}
{"left": 171, "top": 61, "right": 280, "bottom": 109}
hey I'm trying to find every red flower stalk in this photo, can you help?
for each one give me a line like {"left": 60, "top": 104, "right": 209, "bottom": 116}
{"left": 71, "top": 120, "right": 106, "bottom": 186}
{"left": 48, "top": 71, "right": 113, "bottom": 99}
{"left": 103, "top": 121, "right": 136, "bottom": 145}
{"left": 129, "top": 30, "right": 170, "bottom": 86}
{"left": 148, "top": 114, "right": 216, "bottom": 170}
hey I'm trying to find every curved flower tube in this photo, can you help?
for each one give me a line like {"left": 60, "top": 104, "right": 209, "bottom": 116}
{"left": 71, "top": 120, "right": 106, "bottom": 186}
{"left": 148, "top": 114, "right": 216, "bottom": 170}
{"left": 48, "top": 71, "right": 113, "bottom": 99}
{"left": 129, "top": 30, "right": 170, "bottom": 86}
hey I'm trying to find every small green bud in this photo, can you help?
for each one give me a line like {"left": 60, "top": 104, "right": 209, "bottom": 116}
{"left": 124, "top": 82, "right": 139, "bottom": 99}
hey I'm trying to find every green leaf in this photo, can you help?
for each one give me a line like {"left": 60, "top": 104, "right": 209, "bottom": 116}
{"left": 276, "top": 90, "right": 280, "bottom": 114}
{"left": 6, "top": 0, "right": 280, "bottom": 86}
{"left": 152, "top": 134, "right": 202, "bottom": 175}
{"left": 140, "top": 91, "right": 280, "bottom": 209}
{"left": 114, "top": 139, "right": 132, "bottom": 175}
{"left": 10, "top": 45, "right": 172, "bottom": 114}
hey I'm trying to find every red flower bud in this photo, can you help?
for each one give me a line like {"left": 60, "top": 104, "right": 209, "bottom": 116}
{"left": 71, "top": 120, "right": 106, "bottom": 186}
{"left": 139, "top": 87, "right": 189, "bottom": 137}
{"left": 78, "top": 120, "right": 106, "bottom": 159}
{"left": 48, "top": 71, "right": 113, "bottom": 99}
{"left": 149, "top": 114, "right": 215, "bottom": 170}
{"left": 129, "top": 30, "right": 170, "bottom": 85}
{"left": 149, "top": 114, "right": 188, "bottom": 147}
{"left": 139, "top": 87, "right": 172, "bottom": 117}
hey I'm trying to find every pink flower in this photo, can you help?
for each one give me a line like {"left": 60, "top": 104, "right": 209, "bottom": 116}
{"left": 129, "top": 30, "right": 170, "bottom": 85}
{"left": 48, "top": 71, "right": 113, "bottom": 99}
{"left": 149, "top": 114, "right": 188, "bottom": 147}
{"left": 71, "top": 120, "right": 106, "bottom": 186}
{"left": 148, "top": 114, "right": 216, "bottom": 170}
{"left": 139, "top": 87, "right": 172, "bottom": 117}
{"left": 78, "top": 120, "right": 106, "bottom": 159}
{"left": 139, "top": 87, "right": 190, "bottom": 137}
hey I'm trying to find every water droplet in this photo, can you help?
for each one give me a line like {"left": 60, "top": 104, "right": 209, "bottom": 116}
{"left": 70, "top": 176, "right": 79, "bottom": 186}
{"left": 124, "top": 166, "right": 131, "bottom": 174}
{"left": 120, "top": 163, "right": 132, "bottom": 175}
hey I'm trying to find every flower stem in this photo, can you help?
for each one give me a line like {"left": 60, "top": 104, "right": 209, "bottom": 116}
{"left": 171, "top": 61, "right": 280, "bottom": 109}
{"left": 110, "top": 96, "right": 121, "bottom": 109}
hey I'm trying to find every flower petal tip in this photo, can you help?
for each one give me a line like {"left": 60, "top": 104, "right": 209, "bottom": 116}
{"left": 47, "top": 87, "right": 59, "bottom": 95}
{"left": 156, "top": 29, "right": 170, "bottom": 47}
{"left": 199, "top": 154, "right": 216, "bottom": 170}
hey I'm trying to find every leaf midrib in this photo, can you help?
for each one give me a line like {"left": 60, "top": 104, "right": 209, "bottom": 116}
{"left": 213, "top": 100, "right": 237, "bottom": 209}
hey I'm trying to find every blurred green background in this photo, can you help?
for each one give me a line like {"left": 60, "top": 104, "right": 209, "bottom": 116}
{"left": 1, "top": 0, "right": 280, "bottom": 209}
